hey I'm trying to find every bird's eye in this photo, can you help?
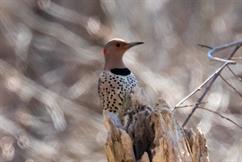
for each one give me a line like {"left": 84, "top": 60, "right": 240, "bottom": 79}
{"left": 116, "top": 43, "right": 120, "bottom": 47}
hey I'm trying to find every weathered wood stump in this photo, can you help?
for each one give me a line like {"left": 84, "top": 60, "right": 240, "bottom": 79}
{"left": 104, "top": 98, "right": 209, "bottom": 162}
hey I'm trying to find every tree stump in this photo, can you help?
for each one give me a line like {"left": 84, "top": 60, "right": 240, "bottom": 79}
{"left": 104, "top": 98, "right": 209, "bottom": 162}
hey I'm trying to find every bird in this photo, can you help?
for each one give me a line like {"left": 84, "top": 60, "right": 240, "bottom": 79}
{"left": 98, "top": 38, "right": 144, "bottom": 127}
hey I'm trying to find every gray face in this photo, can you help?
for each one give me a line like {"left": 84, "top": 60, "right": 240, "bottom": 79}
{"left": 103, "top": 39, "right": 144, "bottom": 56}
{"left": 102, "top": 39, "right": 144, "bottom": 70}
{"left": 103, "top": 40, "right": 128, "bottom": 56}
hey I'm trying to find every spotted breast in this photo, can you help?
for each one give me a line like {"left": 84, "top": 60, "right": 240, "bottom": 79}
{"left": 98, "top": 68, "right": 137, "bottom": 115}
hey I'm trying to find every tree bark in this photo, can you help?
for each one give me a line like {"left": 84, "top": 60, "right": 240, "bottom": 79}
{"left": 104, "top": 100, "right": 209, "bottom": 162}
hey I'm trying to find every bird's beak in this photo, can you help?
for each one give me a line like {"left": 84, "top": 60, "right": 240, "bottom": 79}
{"left": 127, "top": 41, "right": 144, "bottom": 49}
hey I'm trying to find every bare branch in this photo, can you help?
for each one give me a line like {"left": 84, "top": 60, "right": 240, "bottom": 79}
{"left": 219, "top": 74, "right": 242, "bottom": 98}
{"left": 174, "top": 60, "right": 233, "bottom": 110}
{"left": 231, "top": 56, "right": 242, "bottom": 60}
{"left": 197, "top": 44, "right": 213, "bottom": 49}
{"left": 181, "top": 45, "right": 241, "bottom": 127}
{"left": 198, "top": 107, "right": 242, "bottom": 130}
{"left": 173, "top": 103, "right": 242, "bottom": 131}
{"left": 208, "top": 39, "right": 242, "bottom": 63}
{"left": 174, "top": 102, "right": 207, "bottom": 109}
{"left": 175, "top": 42, "right": 241, "bottom": 111}
{"left": 227, "top": 66, "right": 242, "bottom": 82}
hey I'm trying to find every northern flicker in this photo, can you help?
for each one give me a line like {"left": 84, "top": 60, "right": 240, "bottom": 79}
{"left": 98, "top": 38, "right": 143, "bottom": 127}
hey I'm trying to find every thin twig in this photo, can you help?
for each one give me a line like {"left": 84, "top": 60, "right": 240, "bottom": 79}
{"left": 173, "top": 104, "right": 242, "bottom": 130}
{"left": 174, "top": 61, "right": 233, "bottom": 110}
{"left": 182, "top": 45, "right": 241, "bottom": 127}
{"left": 198, "top": 107, "right": 242, "bottom": 130}
{"left": 219, "top": 74, "right": 242, "bottom": 98}
{"left": 231, "top": 56, "right": 242, "bottom": 60}
{"left": 174, "top": 102, "right": 207, "bottom": 109}
{"left": 175, "top": 43, "right": 241, "bottom": 110}
{"left": 198, "top": 44, "right": 213, "bottom": 49}
{"left": 208, "top": 39, "right": 242, "bottom": 63}
{"left": 182, "top": 71, "right": 220, "bottom": 127}
{"left": 227, "top": 66, "right": 242, "bottom": 82}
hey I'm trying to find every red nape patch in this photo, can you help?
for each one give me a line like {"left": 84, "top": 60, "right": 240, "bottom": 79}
{"left": 103, "top": 49, "right": 107, "bottom": 55}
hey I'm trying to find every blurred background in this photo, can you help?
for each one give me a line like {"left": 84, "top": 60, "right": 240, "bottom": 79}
{"left": 0, "top": 0, "right": 242, "bottom": 161}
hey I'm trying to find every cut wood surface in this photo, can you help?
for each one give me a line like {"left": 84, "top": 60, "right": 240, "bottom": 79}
{"left": 104, "top": 99, "right": 209, "bottom": 162}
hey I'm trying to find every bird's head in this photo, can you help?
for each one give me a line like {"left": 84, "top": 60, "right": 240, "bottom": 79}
{"left": 102, "top": 38, "right": 143, "bottom": 69}
{"left": 103, "top": 38, "right": 143, "bottom": 56}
